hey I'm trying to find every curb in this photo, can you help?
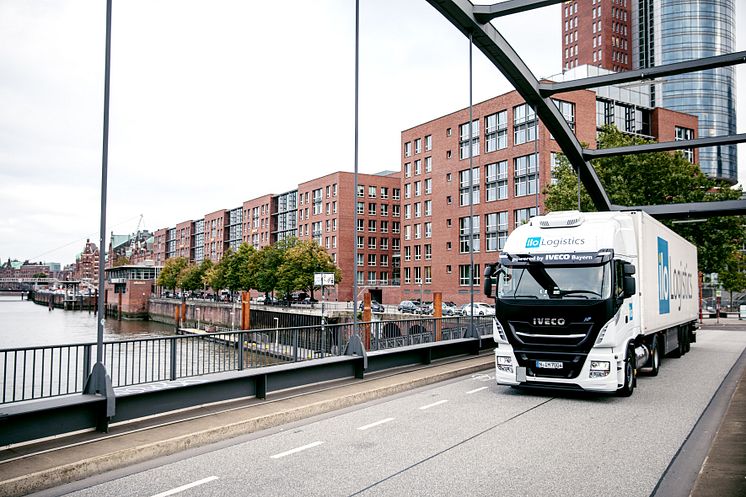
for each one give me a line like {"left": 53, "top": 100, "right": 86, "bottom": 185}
{"left": 0, "top": 357, "right": 493, "bottom": 497}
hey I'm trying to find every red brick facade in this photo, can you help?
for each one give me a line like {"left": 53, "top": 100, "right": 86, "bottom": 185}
{"left": 562, "top": 0, "right": 631, "bottom": 72}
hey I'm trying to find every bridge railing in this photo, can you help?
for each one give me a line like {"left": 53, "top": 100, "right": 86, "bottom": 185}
{"left": 0, "top": 316, "right": 493, "bottom": 404}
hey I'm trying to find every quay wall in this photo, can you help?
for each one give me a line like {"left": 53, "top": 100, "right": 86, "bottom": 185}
{"left": 148, "top": 298, "right": 339, "bottom": 331}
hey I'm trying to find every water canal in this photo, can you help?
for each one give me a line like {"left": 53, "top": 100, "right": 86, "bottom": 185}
{"left": 0, "top": 296, "right": 173, "bottom": 349}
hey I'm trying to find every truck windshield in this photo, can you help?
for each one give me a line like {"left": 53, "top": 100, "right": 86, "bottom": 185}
{"left": 498, "top": 262, "right": 611, "bottom": 300}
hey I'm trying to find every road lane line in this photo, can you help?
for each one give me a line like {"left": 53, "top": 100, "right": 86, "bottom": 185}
{"left": 466, "top": 386, "right": 489, "bottom": 394}
{"left": 419, "top": 400, "right": 449, "bottom": 410}
{"left": 357, "top": 417, "right": 395, "bottom": 431}
{"left": 270, "top": 440, "right": 324, "bottom": 459}
{"left": 150, "top": 476, "right": 219, "bottom": 497}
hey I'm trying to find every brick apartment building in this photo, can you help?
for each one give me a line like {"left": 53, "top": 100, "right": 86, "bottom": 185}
{"left": 398, "top": 86, "right": 697, "bottom": 304}
{"left": 562, "top": 0, "right": 631, "bottom": 72}
{"left": 296, "top": 171, "right": 401, "bottom": 302}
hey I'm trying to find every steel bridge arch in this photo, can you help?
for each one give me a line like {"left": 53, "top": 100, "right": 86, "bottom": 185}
{"left": 425, "top": 0, "right": 746, "bottom": 219}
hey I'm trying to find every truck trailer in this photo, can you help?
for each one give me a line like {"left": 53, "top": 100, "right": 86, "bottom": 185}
{"left": 484, "top": 210, "right": 698, "bottom": 396}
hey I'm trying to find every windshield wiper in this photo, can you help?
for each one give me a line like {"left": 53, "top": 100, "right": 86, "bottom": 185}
{"left": 509, "top": 294, "right": 539, "bottom": 299}
{"left": 560, "top": 290, "right": 602, "bottom": 298}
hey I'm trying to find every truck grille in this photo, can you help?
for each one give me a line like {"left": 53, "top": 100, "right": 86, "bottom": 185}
{"left": 508, "top": 321, "right": 594, "bottom": 348}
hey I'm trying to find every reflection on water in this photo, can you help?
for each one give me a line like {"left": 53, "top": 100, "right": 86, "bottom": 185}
{"left": 0, "top": 296, "right": 173, "bottom": 349}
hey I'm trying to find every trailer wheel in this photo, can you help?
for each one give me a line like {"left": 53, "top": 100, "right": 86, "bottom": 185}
{"left": 648, "top": 336, "right": 660, "bottom": 377}
{"left": 617, "top": 347, "right": 636, "bottom": 397}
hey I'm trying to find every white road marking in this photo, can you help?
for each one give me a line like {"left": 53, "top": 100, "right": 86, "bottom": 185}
{"left": 466, "top": 386, "right": 489, "bottom": 394}
{"left": 419, "top": 399, "right": 449, "bottom": 410}
{"left": 270, "top": 440, "right": 324, "bottom": 459}
{"left": 357, "top": 417, "right": 395, "bottom": 431}
{"left": 150, "top": 476, "right": 219, "bottom": 497}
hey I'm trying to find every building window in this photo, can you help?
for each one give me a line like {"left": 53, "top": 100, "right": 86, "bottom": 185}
{"left": 414, "top": 138, "right": 422, "bottom": 154}
{"left": 392, "top": 188, "right": 400, "bottom": 200}
{"left": 368, "top": 185, "right": 377, "bottom": 197}
{"left": 368, "top": 236, "right": 376, "bottom": 249}
{"left": 675, "top": 126, "right": 694, "bottom": 163}
{"left": 357, "top": 201, "right": 364, "bottom": 214}
{"left": 552, "top": 99, "right": 575, "bottom": 132}
{"left": 404, "top": 246, "right": 411, "bottom": 261}
{"left": 404, "top": 162, "right": 411, "bottom": 178}
{"left": 381, "top": 187, "right": 389, "bottom": 199}
{"left": 414, "top": 159, "right": 421, "bottom": 175}
{"left": 485, "top": 110, "right": 508, "bottom": 152}
{"left": 514, "top": 207, "right": 537, "bottom": 228}
{"left": 459, "top": 264, "right": 481, "bottom": 286}
{"left": 380, "top": 204, "right": 389, "bottom": 217}
{"left": 357, "top": 254, "right": 364, "bottom": 267}
{"left": 425, "top": 222, "right": 432, "bottom": 239}
{"left": 459, "top": 120, "right": 480, "bottom": 159}
{"left": 424, "top": 178, "right": 432, "bottom": 195}
{"left": 368, "top": 203, "right": 376, "bottom": 216}
{"left": 486, "top": 211, "right": 508, "bottom": 252}
{"left": 404, "top": 204, "right": 411, "bottom": 220}
{"left": 459, "top": 216, "right": 480, "bottom": 253}
{"left": 425, "top": 134, "right": 432, "bottom": 151}
{"left": 425, "top": 156, "right": 432, "bottom": 173}
{"left": 368, "top": 220, "right": 376, "bottom": 232}
{"left": 357, "top": 185, "right": 365, "bottom": 197}
{"left": 414, "top": 202, "right": 421, "bottom": 218}
{"left": 404, "top": 183, "right": 411, "bottom": 199}
{"left": 381, "top": 254, "right": 389, "bottom": 267}
{"left": 404, "top": 267, "right": 411, "bottom": 284}
{"left": 514, "top": 154, "right": 539, "bottom": 197}
{"left": 357, "top": 219, "right": 364, "bottom": 232}
{"left": 381, "top": 237, "right": 388, "bottom": 250}
{"left": 404, "top": 141, "right": 412, "bottom": 157}
{"left": 424, "top": 200, "right": 432, "bottom": 216}
{"left": 514, "top": 104, "right": 538, "bottom": 145}
{"left": 392, "top": 204, "right": 400, "bottom": 217}
{"left": 368, "top": 254, "right": 376, "bottom": 266}
{"left": 485, "top": 161, "right": 508, "bottom": 201}
{"left": 425, "top": 244, "right": 432, "bottom": 260}
{"left": 313, "top": 189, "right": 323, "bottom": 215}
{"left": 381, "top": 220, "right": 389, "bottom": 233}
{"left": 414, "top": 245, "right": 421, "bottom": 261}
{"left": 459, "top": 168, "right": 480, "bottom": 206}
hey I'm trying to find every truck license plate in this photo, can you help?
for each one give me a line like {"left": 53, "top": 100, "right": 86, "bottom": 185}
{"left": 536, "top": 361, "right": 563, "bottom": 369}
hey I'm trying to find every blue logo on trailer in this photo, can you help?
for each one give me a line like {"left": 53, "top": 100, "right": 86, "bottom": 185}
{"left": 658, "top": 237, "right": 670, "bottom": 314}
{"left": 526, "top": 237, "right": 541, "bottom": 248}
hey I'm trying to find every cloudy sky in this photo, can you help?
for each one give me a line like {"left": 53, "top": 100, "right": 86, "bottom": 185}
{"left": 1, "top": 0, "right": 745, "bottom": 265}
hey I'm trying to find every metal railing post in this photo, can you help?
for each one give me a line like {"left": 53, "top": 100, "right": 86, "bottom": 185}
{"left": 82, "top": 345, "right": 92, "bottom": 391}
{"left": 293, "top": 328, "right": 299, "bottom": 362}
{"left": 238, "top": 332, "right": 244, "bottom": 371}
{"left": 169, "top": 338, "right": 177, "bottom": 381}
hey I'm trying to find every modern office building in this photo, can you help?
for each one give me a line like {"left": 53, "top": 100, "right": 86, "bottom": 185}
{"left": 563, "top": 0, "right": 737, "bottom": 182}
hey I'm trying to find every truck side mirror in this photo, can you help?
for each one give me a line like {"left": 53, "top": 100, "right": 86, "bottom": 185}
{"left": 623, "top": 263, "right": 636, "bottom": 276}
{"left": 483, "top": 264, "right": 495, "bottom": 298}
{"left": 623, "top": 276, "right": 636, "bottom": 298}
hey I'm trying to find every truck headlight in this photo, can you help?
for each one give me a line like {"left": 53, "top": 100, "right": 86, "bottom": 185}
{"left": 589, "top": 360, "right": 611, "bottom": 378}
{"left": 496, "top": 355, "right": 513, "bottom": 373}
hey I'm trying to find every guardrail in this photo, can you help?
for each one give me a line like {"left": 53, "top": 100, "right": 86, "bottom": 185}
{"left": 0, "top": 316, "right": 492, "bottom": 405}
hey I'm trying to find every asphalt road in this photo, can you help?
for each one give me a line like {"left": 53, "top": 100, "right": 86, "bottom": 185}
{"left": 40, "top": 326, "right": 746, "bottom": 497}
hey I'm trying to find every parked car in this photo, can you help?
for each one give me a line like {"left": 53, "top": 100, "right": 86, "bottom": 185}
{"left": 256, "top": 295, "right": 267, "bottom": 304}
{"left": 421, "top": 301, "right": 459, "bottom": 316}
{"left": 459, "top": 302, "right": 495, "bottom": 316}
{"left": 359, "top": 300, "right": 385, "bottom": 313}
{"left": 397, "top": 300, "right": 421, "bottom": 314}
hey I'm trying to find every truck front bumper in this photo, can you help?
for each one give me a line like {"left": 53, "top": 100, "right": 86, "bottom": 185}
{"left": 494, "top": 345, "right": 621, "bottom": 393}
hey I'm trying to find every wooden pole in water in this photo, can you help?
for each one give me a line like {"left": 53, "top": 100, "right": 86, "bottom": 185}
{"left": 241, "top": 291, "right": 250, "bottom": 330}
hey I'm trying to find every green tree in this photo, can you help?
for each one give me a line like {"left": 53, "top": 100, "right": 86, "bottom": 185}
{"left": 204, "top": 256, "right": 227, "bottom": 295}
{"left": 224, "top": 243, "right": 256, "bottom": 292}
{"left": 545, "top": 126, "right": 745, "bottom": 274}
{"left": 277, "top": 240, "right": 341, "bottom": 299}
{"left": 720, "top": 251, "right": 746, "bottom": 308}
{"left": 177, "top": 263, "right": 205, "bottom": 293}
{"left": 32, "top": 272, "right": 48, "bottom": 278}
{"left": 252, "top": 238, "right": 298, "bottom": 297}
{"left": 198, "top": 259, "right": 214, "bottom": 291}
{"left": 157, "top": 257, "right": 189, "bottom": 292}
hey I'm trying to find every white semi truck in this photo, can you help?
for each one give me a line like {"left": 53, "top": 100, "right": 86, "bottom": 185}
{"left": 483, "top": 210, "right": 698, "bottom": 396}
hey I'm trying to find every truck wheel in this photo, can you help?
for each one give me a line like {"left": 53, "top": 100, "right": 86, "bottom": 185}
{"left": 648, "top": 336, "right": 660, "bottom": 377}
{"left": 683, "top": 327, "right": 691, "bottom": 354}
{"left": 617, "top": 347, "right": 636, "bottom": 397}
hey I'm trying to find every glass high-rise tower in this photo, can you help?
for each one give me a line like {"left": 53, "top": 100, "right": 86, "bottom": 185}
{"left": 634, "top": 0, "right": 737, "bottom": 182}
